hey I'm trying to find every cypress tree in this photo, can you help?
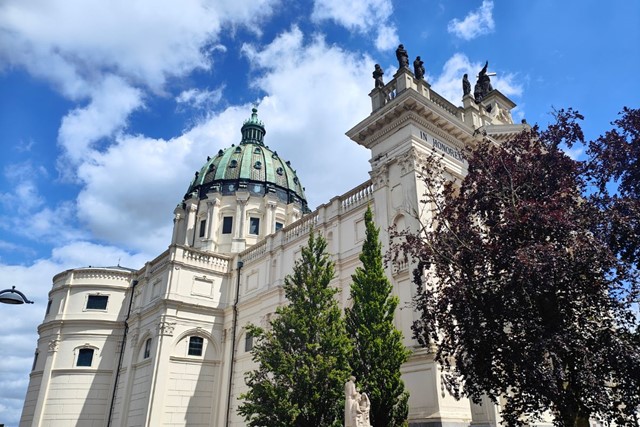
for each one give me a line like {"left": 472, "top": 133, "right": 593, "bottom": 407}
{"left": 239, "top": 230, "right": 351, "bottom": 427}
{"left": 346, "top": 206, "right": 410, "bottom": 427}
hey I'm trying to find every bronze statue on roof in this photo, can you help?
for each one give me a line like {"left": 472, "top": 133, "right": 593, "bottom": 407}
{"left": 413, "top": 56, "right": 425, "bottom": 80}
{"left": 395, "top": 44, "right": 409, "bottom": 69}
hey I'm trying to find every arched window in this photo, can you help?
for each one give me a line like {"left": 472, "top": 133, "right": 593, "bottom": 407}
{"left": 143, "top": 338, "right": 152, "bottom": 359}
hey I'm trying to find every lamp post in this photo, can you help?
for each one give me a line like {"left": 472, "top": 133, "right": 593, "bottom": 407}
{"left": 0, "top": 286, "right": 34, "bottom": 305}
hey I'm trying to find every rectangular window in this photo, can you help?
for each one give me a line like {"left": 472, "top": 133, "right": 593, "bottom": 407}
{"left": 144, "top": 338, "right": 152, "bottom": 359}
{"left": 222, "top": 216, "right": 233, "bottom": 234}
{"left": 46, "top": 299, "right": 52, "bottom": 315}
{"left": 188, "top": 336, "right": 204, "bottom": 356}
{"left": 77, "top": 348, "right": 94, "bottom": 367}
{"left": 86, "top": 295, "right": 108, "bottom": 310}
{"left": 32, "top": 351, "right": 39, "bottom": 371}
{"left": 275, "top": 221, "right": 284, "bottom": 232}
{"left": 199, "top": 219, "right": 207, "bottom": 238}
{"left": 249, "top": 217, "right": 260, "bottom": 235}
{"left": 245, "top": 333, "right": 254, "bottom": 352}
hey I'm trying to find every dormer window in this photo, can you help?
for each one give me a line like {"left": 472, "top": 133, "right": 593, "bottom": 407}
{"left": 229, "top": 160, "right": 238, "bottom": 168}
{"left": 254, "top": 161, "right": 262, "bottom": 169}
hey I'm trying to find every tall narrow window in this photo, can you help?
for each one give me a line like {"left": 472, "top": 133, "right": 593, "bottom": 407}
{"left": 32, "top": 350, "right": 39, "bottom": 371}
{"left": 86, "top": 295, "right": 108, "bottom": 310}
{"left": 222, "top": 216, "right": 233, "bottom": 234}
{"left": 245, "top": 333, "right": 254, "bottom": 352}
{"left": 249, "top": 217, "right": 260, "bottom": 235}
{"left": 46, "top": 299, "right": 52, "bottom": 315}
{"left": 188, "top": 336, "right": 204, "bottom": 356}
{"left": 143, "top": 338, "right": 152, "bottom": 359}
{"left": 199, "top": 219, "right": 207, "bottom": 238}
{"left": 77, "top": 348, "right": 94, "bottom": 367}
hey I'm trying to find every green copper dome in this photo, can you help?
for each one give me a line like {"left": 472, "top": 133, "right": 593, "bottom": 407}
{"left": 184, "top": 108, "right": 309, "bottom": 211}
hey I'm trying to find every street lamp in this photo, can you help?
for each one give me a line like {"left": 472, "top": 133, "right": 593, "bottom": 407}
{"left": 0, "top": 286, "right": 34, "bottom": 305}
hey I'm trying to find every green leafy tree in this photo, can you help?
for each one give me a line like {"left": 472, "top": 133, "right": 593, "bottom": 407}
{"left": 346, "top": 206, "right": 410, "bottom": 427}
{"left": 403, "top": 110, "right": 640, "bottom": 427}
{"left": 239, "top": 230, "right": 352, "bottom": 427}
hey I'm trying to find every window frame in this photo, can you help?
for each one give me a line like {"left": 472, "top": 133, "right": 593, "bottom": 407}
{"left": 85, "top": 294, "right": 109, "bottom": 311}
{"left": 249, "top": 217, "right": 260, "bottom": 235}
{"left": 143, "top": 338, "right": 152, "bottom": 359}
{"left": 222, "top": 216, "right": 233, "bottom": 234}
{"left": 199, "top": 218, "right": 207, "bottom": 238}
{"left": 76, "top": 348, "right": 95, "bottom": 367}
{"left": 245, "top": 332, "right": 254, "bottom": 352}
{"left": 187, "top": 336, "right": 204, "bottom": 357}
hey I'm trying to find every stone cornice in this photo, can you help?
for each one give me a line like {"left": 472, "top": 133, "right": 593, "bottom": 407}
{"left": 347, "top": 90, "right": 477, "bottom": 150}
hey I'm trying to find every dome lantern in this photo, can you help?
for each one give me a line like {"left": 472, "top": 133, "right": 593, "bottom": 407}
{"left": 240, "top": 107, "right": 266, "bottom": 145}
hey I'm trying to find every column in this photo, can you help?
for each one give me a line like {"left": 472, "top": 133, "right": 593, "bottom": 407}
{"left": 31, "top": 337, "right": 60, "bottom": 427}
{"left": 184, "top": 202, "right": 198, "bottom": 246}
{"left": 206, "top": 198, "right": 220, "bottom": 240}
{"left": 265, "top": 200, "right": 277, "bottom": 235}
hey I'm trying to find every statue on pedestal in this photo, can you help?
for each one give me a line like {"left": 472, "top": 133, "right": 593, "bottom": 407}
{"left": 413, "top": 56, "right": 425, "bottom": 80}
{"left": 395, "top": 44, "right": 409, "bottom": 69}
{"left": 474, "top": 61, "right": 494, "bottom": 103}
{"left": 373, "top": 64, "right": 384, "bottom": 89}
{"left": 345, "top": 377, "right": 372, "bottom": 427}
{"left": 462, "top": 73, "right": 471, "bottom": 97}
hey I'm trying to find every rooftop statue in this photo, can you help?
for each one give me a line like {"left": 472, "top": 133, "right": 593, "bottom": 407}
{"left": 373, "top": 64, "right": 384, "bottom": 89}
{"left": 395, "top": 44, "right": 409, "bottom": 69}
{"left": 413, "top": 56, "right": 425, "bottom": 80}
{"left": 462, "top": 73, "right": 471, "bottom": 97}
{"left": 474, "top": 60, "right": 494, "bottom": 103}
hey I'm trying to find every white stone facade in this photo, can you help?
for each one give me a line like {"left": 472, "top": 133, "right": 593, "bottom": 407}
{"left": 20, "top": 68, "right": 525, "bottom": 427}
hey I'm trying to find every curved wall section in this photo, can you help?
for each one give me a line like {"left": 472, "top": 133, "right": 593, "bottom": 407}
{"left": 20, "top": 267, "right": 134, "bottom": 427}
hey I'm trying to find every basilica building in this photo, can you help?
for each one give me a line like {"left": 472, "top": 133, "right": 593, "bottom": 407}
{"left": 20, "top": 58, "right": 525, "bottom": 426}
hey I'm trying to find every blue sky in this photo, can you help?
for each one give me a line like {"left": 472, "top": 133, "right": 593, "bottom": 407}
{"left": 0, "top": 0, "right": 638, "bottom": 424}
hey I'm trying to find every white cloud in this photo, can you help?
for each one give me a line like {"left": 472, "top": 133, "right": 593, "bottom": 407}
{"left": 241, "top": 27, "right": 373, "bottom": 207}
{"left": 447, "top": 0, "right": 495, "bottom": 41}
{"left": 0, "top": 0, "right": 279, "bottom": 94}
{"left": 430, "top": 53, "right": 523, "bottom": 107}
{"left": 176, "top": 87, "right": 225, "bottom": 111}
{"left": 375, "top": 24, "right": 400, "bottom": 51}
{"left": 0, "top": 162, "right": 84, "bottom": 244}
{"left": 311, "top": 0, "right": 398, "bottom": 51}
{"left": 58, "top": 75, "right": 144, "bottom": 167}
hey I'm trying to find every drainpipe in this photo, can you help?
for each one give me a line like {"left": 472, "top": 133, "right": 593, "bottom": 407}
{"left": 107, "top": 279, "right": 139, "bottom": 427}
{"left": 225, "top": 260, "right": 243, "bottom": 426}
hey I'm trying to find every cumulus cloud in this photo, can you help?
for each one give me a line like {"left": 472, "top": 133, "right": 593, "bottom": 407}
{"left": 0, "top": 161, "right": 84, "bottom": 244}
{"left": 241, "top": 27, "right": 373, "bottom": 207}
{"left": 430, "top": 53, "right": 522, "bottom": 107}
{"left": 447, "top": 0, "right": 495, "bottom": 41}
{"left": 311, "top": 0, "right": 398, "bottom": 51}
{"left": 176, "top": 87, "right": 225, "bottom": 111}
{"left": 58, "top": 75, "right": 144, "bottom": 167}
{"left": 0, "top": 0, "right": 279, "bottom": 94}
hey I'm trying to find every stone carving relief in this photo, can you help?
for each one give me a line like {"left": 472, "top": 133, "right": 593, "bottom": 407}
{"left": 157, "top": 321, "right": 176, "bottom": 336}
